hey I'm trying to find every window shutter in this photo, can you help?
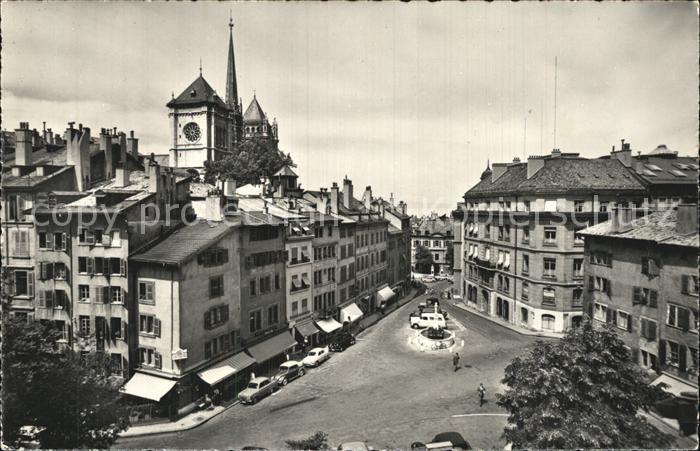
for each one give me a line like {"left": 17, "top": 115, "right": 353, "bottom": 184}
{"left": 95, "top": 286, "right": 102, "bottom": 303}
{"left": 38, "top": 291, "right": 46, "bottom": 307}
{"left": 120, "top": 259, "right": 127, "bottom": 276}
{"left": 631, "top": 347, "right": 640, "bottom": 364}
{"left": 658, "top": 339, "right": 667, "bottom": 367}
{"left": 46, "top": 263, "right": 54, "bottom": 280}
{"left": 678, "top": 308, "right": 690, "bottom": 331}
{"left": 681, "top": 275, "right": 689, "bottom": 294}
{"left": 606, "top": 307, "right": 612, "bottom": 323}
{"left": 605, "top": 281, "right": 612, "bottom": 297}
{"left": 27, "top": 273, "right": 34, "bottom": 297}
{"left": 588, "top": 277, "right": 594, "bottom": 292}
{"left": 46, "top": 290, "right": 54, "bottom": 308}
{"left": 121, "top": 320, "right": 127, "bottom": 341}
{"left": 87, "top": 257, "right": 94, "bottom": 275}
{"left": 649, "top": 290, "right": 658, "bottom": 308}
{"left": 611, "top": 309, "right": 617, "bottom": 325}
{"left": 649, "top": 320, "right": 657, "bottom": 340}
{"left": 632, "top": 287, "right": 641, "bottom": 305}
{"left": 154, "top": 352, "right": 162, "bottom": 369}
{"left": 678, "top": 344, "right": 688, "bottom": 372}
{"left": 204, "top": 311, "right": 211, "bottom": 329}
{"left": 62, "top": 233, "right": 68, "bottom": 251}
{"left": 103, "top": 287, "right": 110, "bottom": 304}
{"left": 627, "top": 316, "right": 634, "bottom": 333}
{"left": 154, "top": 318, "right": 161, "bottom": 337}
{"left": 47, "top": 233, "right": 54, "bottom": 250}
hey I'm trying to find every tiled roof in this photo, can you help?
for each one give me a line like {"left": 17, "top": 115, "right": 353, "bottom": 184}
{"left": 131, "top": 221, "right": 238, "bottom": 265}
{"left": 243, "top": 96, "right": 266, "bottom": 124}
{"left": 413, "top": 215, "right": 454, "bottom": 236}
{"left": 467, "top": 158, "right": 647, "bottom": 197}
{"left": 579, "top": 209, "right": 699, "bottom": 248}
{"left": 2, "top": 166, "right": 75, "bottom": 188}
{"left": 167, "top": 75, "right": 228, "bottom": 110}
{"left": 631, "top": 155, "right": 699, "bottom": 185}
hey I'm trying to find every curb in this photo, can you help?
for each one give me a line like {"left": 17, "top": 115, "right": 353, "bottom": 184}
{"left": 450, "top": 302, "right": 563, "bottom": 339}
{"left": 120, "top": 400, "right": 240, "bottom": 439}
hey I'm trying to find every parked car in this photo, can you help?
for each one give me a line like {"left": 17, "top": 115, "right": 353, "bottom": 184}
{"left": 302, "top": 346, "right": 331, "bottom": 367}
{"left": 422, "top": 276, "right": 436, "bottom": 283}
{"left": 426, "top": 432, "right": 471, "bottom": 450}
{"left": 337, "top": 441, "right": 372, "bottom": 450}
{"left": 409, "top": 311, "right": 447, "bottom": 329}
{"left": 238, "top": 377, "right": 276, "bottom": 404}
{"left": 271, "top": 360, "right": 305, "bottom": 387}
{"left": 328, "top": 332, "right": 356, "bottom": 352}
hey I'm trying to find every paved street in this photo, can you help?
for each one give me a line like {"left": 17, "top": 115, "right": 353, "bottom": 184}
{"left": 116, "top": 283, "right": 544, "bottom": 449}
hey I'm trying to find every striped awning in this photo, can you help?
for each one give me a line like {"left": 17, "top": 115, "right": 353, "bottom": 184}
{"left": 197, "top": 351, "right": 256, "bottom": 386}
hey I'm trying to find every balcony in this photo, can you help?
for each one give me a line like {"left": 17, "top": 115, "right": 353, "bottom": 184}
{"left": 288, "top": 256, "right": 311, "bottom": 267}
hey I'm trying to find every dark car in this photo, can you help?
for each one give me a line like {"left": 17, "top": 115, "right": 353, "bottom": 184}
{"left": 329, "top": 332, "right": 356, "bottom": 352}
{"left": 430, "top": 432, "right": 471, "bottom": 450}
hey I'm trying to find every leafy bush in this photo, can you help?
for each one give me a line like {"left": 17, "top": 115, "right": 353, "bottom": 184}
{"left": 285, "top": 431, "right": 328, "bottom": 450}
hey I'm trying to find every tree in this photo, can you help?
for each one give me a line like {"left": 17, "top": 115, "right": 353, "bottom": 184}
{"left": 496, "top": 321, "right": 673, "bottom": 449}
{"left": 203, "top": 138, "right": 295, "bottom": 186}
{"left": 2, "top": 317, "right": 129, "bottom": 448}
{"left": 285, "top": 431, "right": 328, "bottom": 450}
{"left": 444, "top": 241, "right": 454, "bottom": 271}
{"left": 414, "top": 245, "right": 433, "bottom": 274}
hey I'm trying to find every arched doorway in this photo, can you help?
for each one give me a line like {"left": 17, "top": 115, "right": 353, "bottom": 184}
{"left": 571, "top": 315, "right": 583, "bottom": 329}
{"left": 481, "top": 289, "right": 489, "bottom": 313}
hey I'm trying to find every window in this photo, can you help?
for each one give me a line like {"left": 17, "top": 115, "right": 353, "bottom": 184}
{"left": 640, "top": 350, "right": 658, "bottom": 370}
{"left": 640, "top": 317, "right": 657, "bottom": 340}
{"left": 632, "top": 287, "right": 658, "bottom": 308}
{"left": 616, "top": 310, "right": 630, "bottom": 331}
{"left": 259, "top": 275, "right": 272, "bottom": 294}
{"left": 79, "top": 315, "right": 91, "bottom": 335}
{"left": 198, "top": 248, "right": 229, "bottom": 266}
{"left": 521, "top": 281, "right": 529, "bottom": 300}
{"left": 667, "top": 340, "right": 680, "bottom": 368}
{"left": 249, "top": 310, "right": 262, "bottom": 333}
{"left": 591, "top": 276, "right": 611, "bottom": 295}
{"left": 139, "top": 315, "right": 161, "bottom": 336}
{"left": 599, "top": 201, "right": 609, "bottom": 213}
{"left": 641, "top": 257, "right": 661, "bottom": 277}
{"left": 110, "top": 318, "right": 123, "bottom": 340}
{"left": 267, "top": 304, "right": 279, "bottom": 325}
{"left": 204, "top": 305, "right": 229, "bottom": 329}
{"left": 8, "top": 194, "right": 25, "bottom": 221}
{"left": 574, "top": 200, "right": 585, "bottom": 213}
{"left": 682, "top": 274, "right": 699, "bottom": 295}
{"left": 250, "top": 279, "right": 256, "bottom": 296}
{"left": 138, "top": 281, "right": 155, "bottom": 304}
{"left": 543, "top": 258, "right": 556, "bottom": 279}
{"left": 78, "top": 228, "right": 95, "bottom": 245}
{"left": 541, "top": 314, "right": 555, "bottom": 330}
{"left": 522, "top": 226, "right": 530, "bottom": 243}
{"left": 12, "top": 270, "right": 33, "bottom": 296}
{"left": 38, "top": 232, "right": 53, "bottom": 250}
{"left": 574, "top": 230, "right": 585, "bottom": 247}
{"left": 110, "top": 287, "right": 124, "bottom": 304}
{"left": 542, "top": 287, "right": 556, "bottom": 307}
{"left": 291, "top": 301, "right": 299, "bottom": 317}
{"left": 594, "top": 303, "right": 607, "bottom": 322}
{"left": 591, "top": 252, "right": 612, "bottom": 267}
{"left": 54, "top": 232, "right": 67, "bottom": 251}
{"left": 275, "top": 273, "right": 281, "bottom": 290}
{"left": 139, "top": 348, "right": 161, "bottom": 368}
{"left": 11, "top": 230, "right": 29, "bottom": 256}
{"left": 210, "top": 275, "right": 224, "bottom": 298}
{"left": 522, "top": 255, "right": 529, "bottom": 275}
{"left": 79, "top": 285, "right": 90, "bottom": 302}
{"left": 544, "top": 227, "right": 557, "bottom": 245}
{"left": 667, "top": 304, "right": 692, "bottom": 330}
{"left": 573, "top": 259, "right": 584, "bottom": 278}
{"left": 572, "top": 288, "right": 582, "bottom": 307}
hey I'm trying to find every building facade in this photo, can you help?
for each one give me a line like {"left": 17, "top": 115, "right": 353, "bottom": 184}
{"left": 411, "top": 213, "right": 454, "bottom": 275}
{"left": 580, "top": 205, "right": 698, "bottom": 392}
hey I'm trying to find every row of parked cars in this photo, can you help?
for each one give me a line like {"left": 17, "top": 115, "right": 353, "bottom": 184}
{"left": 238, "top": 332, "right": 356, "bottom": 405}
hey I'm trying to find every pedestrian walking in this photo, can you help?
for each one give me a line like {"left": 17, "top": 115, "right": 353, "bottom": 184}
{"left": 453, "top": 352, "right": 460, "bottom": 372}
{"left": 477, "top": 383, "right": 486, "bottom": 407}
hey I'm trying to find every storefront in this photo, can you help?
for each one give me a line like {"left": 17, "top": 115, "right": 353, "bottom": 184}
{"left": 247, "top": 331, "right": 297, "bottom": 376}
{"left": 376, "top": 286, "right": 396, "bottom": 310}
{"left": 294, "top": 319, "right": 321, "bottom": 350}
{"left": 315, "top": 317, "right": 343, "bottom": 339}
{"left": 120, "top": 371, "right": 178, "bottom": 422}
{"left": 196, "top": 351, "right": 257, "bottom": 402}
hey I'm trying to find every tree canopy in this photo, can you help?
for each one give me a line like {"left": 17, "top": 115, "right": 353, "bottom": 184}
{"left": 496, "top": 321, "right": 673, "bottom": 449}
{"left": 414, "top": 245, "right": 434, "bottom": 274}
{"left": 285, "top": 431, "right": 328, "bottom": 450}
{"left": 2, "top": 317, "right": 129, "bottom": 448}
{"left": 203, "top": 138, "right": 295, "bottom": 186}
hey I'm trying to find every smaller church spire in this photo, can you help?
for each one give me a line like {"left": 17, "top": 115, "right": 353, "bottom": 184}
{"left": 199, "top": 58, "right": 202, "bottom": 76}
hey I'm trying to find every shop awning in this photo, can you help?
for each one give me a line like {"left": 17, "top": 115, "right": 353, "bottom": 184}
{"left": 652, "top": 374, "right": 698, "bottom": 398}
{"left": 377, "top": 286, "right": 395, "bottom": 306}
{"left": 340, "top": 303, "right": 364, "bottom": 323}
{"left": 120, "top": 372, "right": 177, "bottom": 402}
{"left": 247, "top": 331, "right": 296, "bottom": 363}
{"left": 315, "top": 317, "right": 342, "bottom": 334}
{"left": 197, "top": 351, "right": 256, "bottom": 386}
{"left": 295, "top": 321, "right": 320, "bottom": 337}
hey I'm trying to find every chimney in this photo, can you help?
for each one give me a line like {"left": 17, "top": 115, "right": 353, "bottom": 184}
{"left": 363, "top": 186, "right": 372, "bottom": 210}
{"left": 117, "top": 132, "right": 127, "bottom": 166}
{"left": 389, "top": 192, "right": 395, "bottom": 207}
{"left": 551, "top": 148, "right": 562, "bottom": 158}
{"left": 14, "top": 122, "right": 33, "bottom": 166}
{"left": 94, "top": 190, "right": 107, "bottom": 208}
{"left": 512, "top": 157, "right": 521, "bottom": 163}
{"left": 491, "top": 163, "right": 508, "bottom": 182}
{"left": 399, "top": 200, "right": 407, "bottom": 215}
{"left": 148, "top": 155, "right": 162, "bottom": 194}
{"left": 32, "top": 129, "right": 40, "bottom": 147}
{"left": 100, "top": 128, "right": 113, "bottom": 179}
{"left": 66, "top": 124, "right": 92, "bottom": 191}
{"left": 223, "top": 179, "right": 237, "bottom": 197}
{"left": 676, "top": 204, "right": 698, "bottom": 235}
{"left": 330, "top": 182, "right": 340, "bottom": 214}
{"left": 610, "top": 140, "right": 632, "bottom": 167}
{"left": 114, "top": 163, "right": 129, "bottom": 187}
{"left": 343, "top": 176, "right": 353, "bottom": 209}
{"left": 527, "top": 156, "right": 545, "bottom": 179}
{"left": 378, "top": 197, "right": 385, "bottom": 217}
{"left": 47, "top": 128, "right": 54, "bottom": 145}
{"left": 611, "top": 206, "right": 635, "bottom": 234}
{"left": 126, "top": 130, "right": 139, "bottom": 157}
{"left": 42, "top": 121, "right": 47, "bottom": 141}
{"left": 204, "top": 190, "right": 224, "bottom": 222}
{"left": 317, "top": 188, "right": 329, "bottom": 213}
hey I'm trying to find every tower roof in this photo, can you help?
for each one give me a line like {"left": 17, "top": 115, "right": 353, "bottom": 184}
{"left": 226, "top": 15, "right": 239, "bottom": 109}
{"left": 167, "top": 74, "right": 229, "bottom": 110}
{"left": 243, "top": 95, "right": 267, "bottom": 124}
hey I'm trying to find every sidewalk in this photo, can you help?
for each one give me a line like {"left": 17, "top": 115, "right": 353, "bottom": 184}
{"left": 120, "top": 401, "right": 239, "bottom": 438}
{"left": 451, "top": 301, "right": 563, "bottom": 339}
{"left": 121, "top": 287, "right": 420, "bottom": 439}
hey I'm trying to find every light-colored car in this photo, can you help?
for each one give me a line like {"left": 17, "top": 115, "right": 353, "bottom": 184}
{"left": 238, "top": 377, "right": 276, "bottom": 404}
{"left": 271, "top": 360, "right": 305, "bottom": 387}
{"left": 409, "top": 311, "right": 447, "bottom": 329}
{"left": 337, "top": 441, "right": 372, "bottom": 450}
{"left": 302, "top": 346, "right": 331, "bottom": 367}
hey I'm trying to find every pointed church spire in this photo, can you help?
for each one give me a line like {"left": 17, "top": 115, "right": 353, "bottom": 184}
{"left": 225, "top": 12, "right": 239, "bottom": 110}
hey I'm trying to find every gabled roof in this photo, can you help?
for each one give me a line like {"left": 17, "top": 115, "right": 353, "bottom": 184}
{"left": 167, "top": 75, "right": 228, "bottom": 110}
{"left": 243, "top": 96, "right": 266, "bottom": 124}
{"left": 466, "top": 157, "right": 647, "bottom": 197}
{"left": 579, "top": 209, "right": 698, "bottom": 248}
{"left": 131, "top": 221, "right": 238, "bottom": 266}
{"left": 273, "top": 165, "right": 298, "bottom": 177}
{"left": 412, "top": 215, "right": 454, "bottom": 237}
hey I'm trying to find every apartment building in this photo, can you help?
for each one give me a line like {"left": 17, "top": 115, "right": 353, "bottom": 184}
{"left": 455, "top": 149, "right": 648, "bottom": 334}
{"left": 374, "top": 195, "right": 411, "bottom": 296}
{"left": 580, "top": 205, "right": 698, "bottom": 395}
{"left": 411, "top": 213, "right": 454, "bottom": 275}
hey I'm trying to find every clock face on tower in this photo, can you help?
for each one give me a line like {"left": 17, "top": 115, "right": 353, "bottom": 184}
{"left": 183, "top": 122, "right": 201, "bottom": 143}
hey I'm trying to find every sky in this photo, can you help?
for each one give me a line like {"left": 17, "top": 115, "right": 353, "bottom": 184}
{"left": 2, "top": 2, "right": 698, "bottom": 215}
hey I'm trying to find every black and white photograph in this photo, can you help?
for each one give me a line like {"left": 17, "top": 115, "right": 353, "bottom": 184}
{"left": 1, "top": 2, "right": 698, "bottom": 450}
